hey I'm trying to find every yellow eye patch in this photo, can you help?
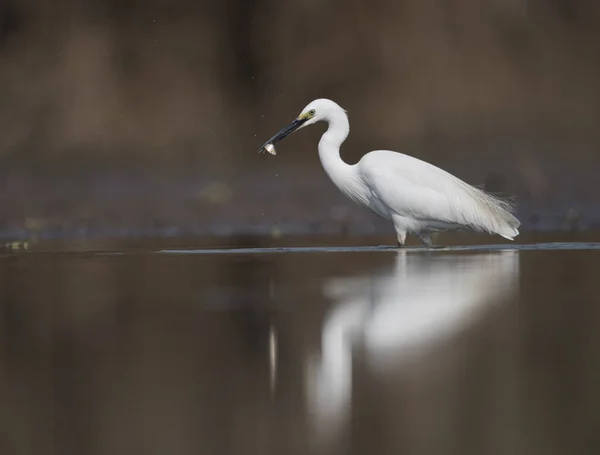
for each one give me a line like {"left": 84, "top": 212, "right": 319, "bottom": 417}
{"left": 298, "top": 110, "right": 316, "bottom": 120}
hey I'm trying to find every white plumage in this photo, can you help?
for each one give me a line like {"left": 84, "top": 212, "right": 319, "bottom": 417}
{"left": 258, "top": 98, "right": 520, "bottom": 247}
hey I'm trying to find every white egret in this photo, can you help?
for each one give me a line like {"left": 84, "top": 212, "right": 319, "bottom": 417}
{"left": 258, "top": 99, "right": 520, "bottom": 247}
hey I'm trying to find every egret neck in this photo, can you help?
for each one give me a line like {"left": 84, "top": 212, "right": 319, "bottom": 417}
{"left": 318, "top": 110, "right": 356, "bottom": 195}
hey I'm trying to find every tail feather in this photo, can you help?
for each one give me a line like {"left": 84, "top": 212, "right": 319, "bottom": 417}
{"left": 498, "top": 226, "right": 519, "bottom": 241}
{"left": 455, "top": 182, "right": 521, "bottom": 240}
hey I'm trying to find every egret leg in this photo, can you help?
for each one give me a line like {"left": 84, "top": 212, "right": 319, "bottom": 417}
{"left": 417, "top": 232, "right": 433, "bottom": 248}
{"left": 396, "top": 231, "right": 407, "bottom": 247}
{"left": 391, "top": 215, "right": 408, "bottom": 247}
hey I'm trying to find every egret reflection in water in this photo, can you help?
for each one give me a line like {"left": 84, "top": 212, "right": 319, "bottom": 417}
{"left": 305, "top": 251, "right": 520, "bottom": 445}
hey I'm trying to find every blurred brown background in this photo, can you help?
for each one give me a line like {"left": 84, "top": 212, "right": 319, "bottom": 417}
{"left": 1, "top": 0, "right": 600, "bottom": 238}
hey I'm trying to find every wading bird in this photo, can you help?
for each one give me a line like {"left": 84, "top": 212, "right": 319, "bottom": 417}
{"left": 258, "top": 99, "right": 520, "bottom": 247}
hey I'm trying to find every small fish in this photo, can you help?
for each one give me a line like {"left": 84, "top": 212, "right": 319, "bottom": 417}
{"left": 263, "top": 143, "right": 276, "bottom": 155}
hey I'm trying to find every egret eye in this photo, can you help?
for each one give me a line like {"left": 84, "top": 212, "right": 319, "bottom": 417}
{"left": 308, "top": 109, "right": 316, "bottom": 116}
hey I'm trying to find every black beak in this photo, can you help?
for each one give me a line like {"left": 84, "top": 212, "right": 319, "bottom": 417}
{"left": 258, "top": 118, "right": 307, "bottom": 153}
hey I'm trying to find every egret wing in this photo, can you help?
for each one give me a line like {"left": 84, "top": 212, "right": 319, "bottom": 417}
{"left": 358, "top": 150, "right": 518, "bottom": 234}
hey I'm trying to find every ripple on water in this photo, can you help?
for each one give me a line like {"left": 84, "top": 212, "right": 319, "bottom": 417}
{"left": 154, "top": 242, "right": 600, "bottom": 255}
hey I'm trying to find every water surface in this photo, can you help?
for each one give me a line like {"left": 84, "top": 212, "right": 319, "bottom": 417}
{"left": 1, "top": 238, "right": 599, "bottom": 455}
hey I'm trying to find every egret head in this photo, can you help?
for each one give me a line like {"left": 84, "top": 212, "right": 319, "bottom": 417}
{"left": 258, "top": 99, "right": 346, "bottom": 154}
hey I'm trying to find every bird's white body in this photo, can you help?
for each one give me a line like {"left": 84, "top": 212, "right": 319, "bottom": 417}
{"left": 261, "top": 98, "right": 520, "bottom": 246}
